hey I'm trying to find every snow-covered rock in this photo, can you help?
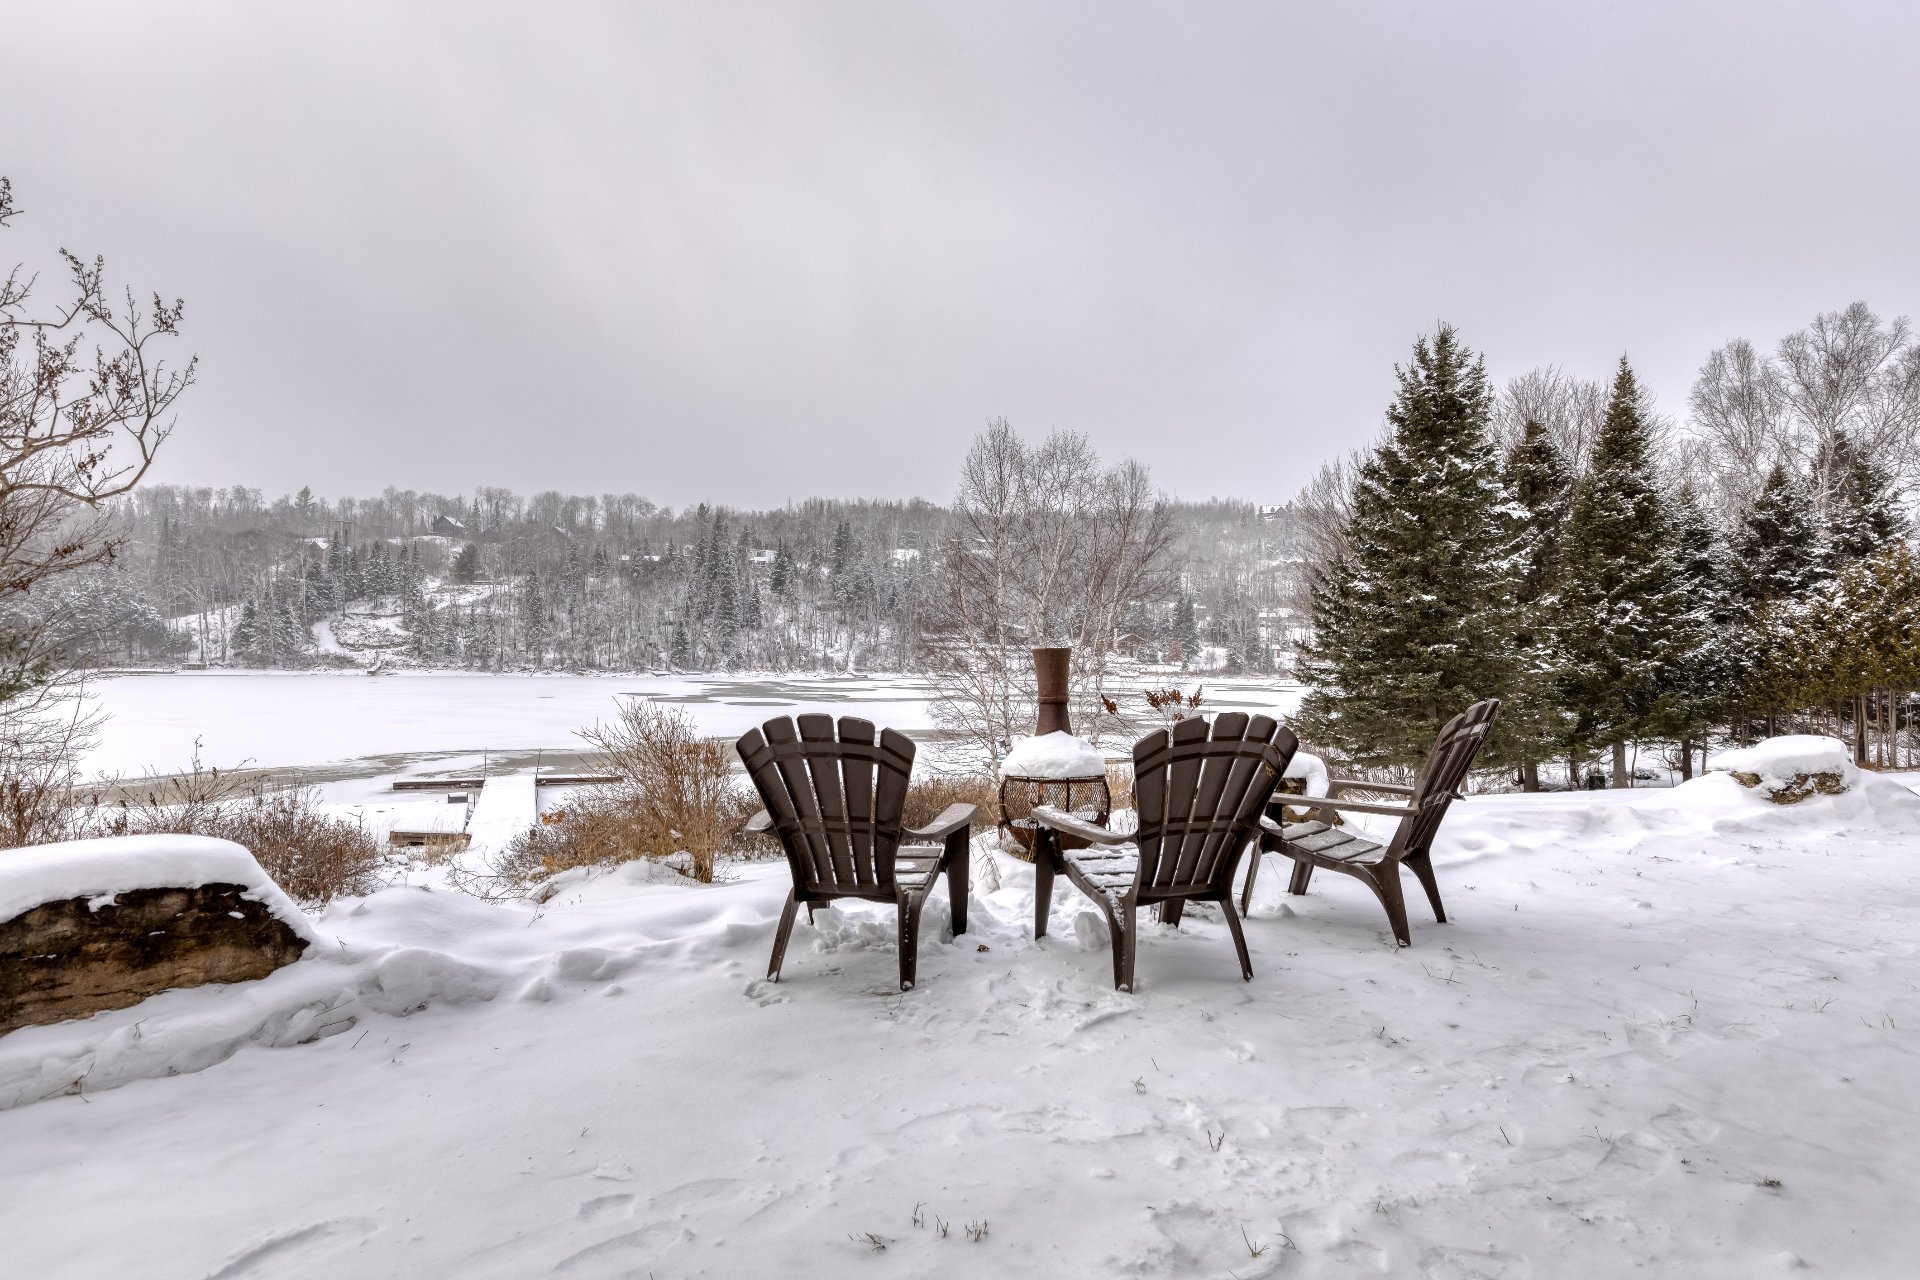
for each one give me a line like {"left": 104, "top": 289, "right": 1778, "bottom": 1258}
{"left": 0, "top": 835, "right": 317, "bottom": 937}
{"left": 999, "top": 731, "right": 1106, "bottom": 779}
{"left": 1708, "top": 734, "right": 1859, "bottom": 803}
{"left": 1, "top": 836, "right": 319, "bottom": 1035}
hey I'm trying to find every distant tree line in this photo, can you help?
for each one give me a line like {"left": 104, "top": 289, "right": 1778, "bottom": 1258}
{"left": 28, "top": 474, "right": 1304, "bottom": 681}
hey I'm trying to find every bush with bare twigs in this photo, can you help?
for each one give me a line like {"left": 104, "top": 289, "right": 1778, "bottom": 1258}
{"left": 63, "top": 748, "right": 388, "bottom": 905}
{"left": 503, "top": 699, "right": 756, "bottom": 886}
{"left": 901, "top": 772, "right": 999, "bottom": 835}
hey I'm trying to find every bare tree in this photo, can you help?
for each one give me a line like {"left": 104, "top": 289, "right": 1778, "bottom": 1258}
{"left": 2, "top": 177, "right": 192, "bottom": 673}
{"left": 925, "top": 419, "right": 1174, "bottom": 761}
{"left": 1492, "top": 366, "right": 1609, "bottom": 473}
{"left": 1775, "top": 303, "right": 1920, "bottom": 515}
{"left": 1686, "top": 303, "right": 1920, "bottom": 521}
{"left": 1686, "top": 337, "right": 1788, "bottom": 514}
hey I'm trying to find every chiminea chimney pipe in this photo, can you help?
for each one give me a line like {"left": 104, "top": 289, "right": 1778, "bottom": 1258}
{"left": 1033, "top": 647, "right": 1071, "bottom": 736}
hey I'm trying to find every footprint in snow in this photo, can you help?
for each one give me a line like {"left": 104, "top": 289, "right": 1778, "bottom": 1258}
{"left": 742, "top": 979, "right": 791, "bottom": 1007}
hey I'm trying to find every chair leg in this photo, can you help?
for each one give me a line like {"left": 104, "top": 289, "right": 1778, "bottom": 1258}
{"left": 1114, "top": 898, "right": 1137, "bottom": 992}
{"left": 1240, "top": 847, "right": 1266, "bottom": 915}
{"left": 1365, "top": 867, "right": 1412, "bottom": 947}
{"left": 1219, "top": 894, "right": 1254, "bottom": 981}
{"left": 1288, "top": 858, "right": 1315, "bottom": 896}
{"left": 946, "top": 831, "right": 970, "bottom": 936}
{"left": 898, "top": 893, "right": 927, "bottom": 991}
{"left": 1158, "top": 898, "right": 1185, "bottom": 927}
{"left": 768, "top": 889, "right": 800, "bottom": 981}
{"left": 1405, "top": 851, "right": 1446, "bottom": 923}
{"left": 1033, "top": 834, "right": 1055, "bottom": 940}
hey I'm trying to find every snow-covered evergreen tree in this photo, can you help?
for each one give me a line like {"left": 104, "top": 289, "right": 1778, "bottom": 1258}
{"left": 1172, "top": 593, "right": 1198, "bottom": 667}
{"left": 1730, "top": 463, "right": 1820, "bottom": 608}
{"left": 1662, "top": 482, "right": 1736, "bottom": 773}
{"left": 1820, "top": 434, "right": 1907, "bottom": 570}
{"left": 1297, "top": 325, "right": 1519, "bottom": 768}
{"left": 1553, "top": 358, "right": 1698, "bottom": 784}
{"left": 1497, "top": 419, "right": 1575, "bottom": 788}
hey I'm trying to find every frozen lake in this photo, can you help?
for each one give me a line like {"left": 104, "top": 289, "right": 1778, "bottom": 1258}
{"left": 78, "top": 670, "right": 1304, "bottom": 781}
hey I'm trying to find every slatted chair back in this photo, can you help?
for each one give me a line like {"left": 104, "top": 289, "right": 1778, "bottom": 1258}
{"left": 1398, "top": 698, "right": 1501, "bottom": 859}
{"left": 735, "top": 714, "right": 915, "bottom": 897}
{"left": 1132, "top": 713, "right": 1296, "bottom": 897}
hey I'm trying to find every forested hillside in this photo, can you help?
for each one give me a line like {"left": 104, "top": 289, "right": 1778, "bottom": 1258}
{"left": 19, "top": 486, "right": 1308, "bottom": 676}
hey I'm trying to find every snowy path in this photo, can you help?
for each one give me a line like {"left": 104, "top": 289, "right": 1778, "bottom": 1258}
{"left": 3, "top": 776, "right": 1919, "bottom": 1277}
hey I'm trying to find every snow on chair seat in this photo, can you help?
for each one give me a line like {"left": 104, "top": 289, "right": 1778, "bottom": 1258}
{"left": 1058, "top": 846, "right": 1142, "bottom": 903}
{"left": 1276, "top": 821, "right": 1389, "bottom": 865}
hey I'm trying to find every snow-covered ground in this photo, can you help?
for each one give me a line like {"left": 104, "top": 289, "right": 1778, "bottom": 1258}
{"left": 4, "top": 769, "right": 1918, "bottom": 1277}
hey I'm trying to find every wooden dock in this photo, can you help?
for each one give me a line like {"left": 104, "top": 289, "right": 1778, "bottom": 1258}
{"left": 392, "top": 774, "right": 620, "bottom": 791}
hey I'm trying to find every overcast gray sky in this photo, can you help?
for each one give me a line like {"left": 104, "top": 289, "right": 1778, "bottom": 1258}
{"left": 5, "top": 2, "right": 1917, "bottom": 509}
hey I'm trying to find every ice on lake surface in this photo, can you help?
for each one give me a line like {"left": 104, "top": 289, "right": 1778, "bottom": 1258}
{"left": 78, "top": 670, "right": 1304, "bottom": 781}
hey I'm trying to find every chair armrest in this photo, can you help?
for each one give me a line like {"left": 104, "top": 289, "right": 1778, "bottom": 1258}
{"left": 1029, "top": 804, "right": 1132, "bottom": 845}
{"left": 1326, "top": 778, "right": 1415, "bottom": 798}
{"left": 1305, "top": 796, "right": 1418, "bottom": 818}
{"left": 745, "top": 809, "right": 774, "bottom": 834}
{"left": 906, "top": 803, "right": 976, "bottom": 841}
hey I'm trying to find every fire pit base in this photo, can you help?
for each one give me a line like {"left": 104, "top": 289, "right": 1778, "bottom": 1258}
{"left": 997, "top": 773, "right": 1112, "bottom": 863}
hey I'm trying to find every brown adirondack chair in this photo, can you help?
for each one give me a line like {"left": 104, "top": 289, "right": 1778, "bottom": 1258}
{"left": 736, "top": 714, "right": 974, "bottom": 991}
{"left": 1030, "top": 713, "right": 1296, "bottom": 991}
{"left": 1240, "top": 699, "right": 1500, "bottom": 947}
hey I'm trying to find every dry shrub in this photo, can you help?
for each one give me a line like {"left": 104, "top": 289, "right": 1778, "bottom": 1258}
{"left": 0, "top": 674, "right": 98, "bottom": 850}
{"left": 203, "top": 788, "right": 388, "bottom": 903}
{"left": 506, "top": 699, "right": 755, "bottom": 886}
{"left": 74, "top": 753, "right": 385, "bottom": 906}
{"left": 901, "top": 771, "right": 1000, "bottom": 835}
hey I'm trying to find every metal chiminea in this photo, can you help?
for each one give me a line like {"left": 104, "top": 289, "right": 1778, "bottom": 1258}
{"left": 997, "top": 645, "right": 1112, "bottom": 861}
{"left": 1033, "top": 645, "right": 1071, "bottom": 736}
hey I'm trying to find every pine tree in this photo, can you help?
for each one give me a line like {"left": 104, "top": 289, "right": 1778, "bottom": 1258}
{"left": 1553, "top": 358, "right": 1696, "bottom": 785}
{"left": 1497, "top": 419, "right": 1575, "bottom": 788}
{"left": 770, "top": 541, "right": 793, "bottom": 596}
{"left": 1821, "top": 434, "right": 1907, "bottom": 569}
{"left": 1661, "top": 482, "right": 1735, "bottom": 774}
{"left": 1297, "top": 325, "right": 1518, "bottom": 768}
{"left": 521, "top": 569, "right": 548, "bottom": 663}
{"left": 830, "top": 520, "right": 853, "bottom": 578}
{"left": 1172, "top": 593, "right": 1198, "bottom": 667}
{"left": 1730, "top": 463, "right": 1820, "bottom": 608}
{"left": 232, "top": 600, "right": 260, "bottom": 658}
{"left": 451, "top": 543, "right": 483, "bottom": 584}
{"left": 1505, "top": 420, "right": 1572, "bottom": 604}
